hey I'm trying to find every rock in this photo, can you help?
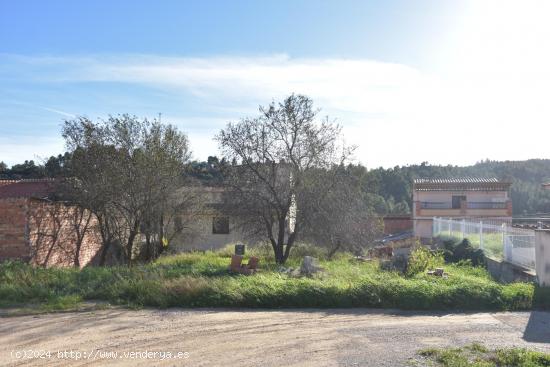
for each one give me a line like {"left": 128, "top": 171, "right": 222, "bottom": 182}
{"left": 300, "top": 256, "right": 323, "bottom": 276}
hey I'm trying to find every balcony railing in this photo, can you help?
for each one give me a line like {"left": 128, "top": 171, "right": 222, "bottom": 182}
{"left": 420, "top": 202, "right": 452, "bottom": 209}
{"left": 419, "top": 201, "right": 508, "bottom": 210}
{"left": 467, "top": 202, "right": 507, "bottom": 209}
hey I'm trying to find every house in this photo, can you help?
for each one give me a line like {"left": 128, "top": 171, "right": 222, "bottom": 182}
{"left": 169, "top": 186, "right": 249, "bottom": 251}
{"left": 0, "top": 179, "right": 102, "bottom": 267}
{"left": 543, "top": 182, "right": 550, "bottom": 190}
{"left": 412, "top": 178, "right": 512, "bottom": 238}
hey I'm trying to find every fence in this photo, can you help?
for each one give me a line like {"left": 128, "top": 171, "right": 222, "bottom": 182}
{"left": 432, "top": 217, "right": 536, "bottom": 271}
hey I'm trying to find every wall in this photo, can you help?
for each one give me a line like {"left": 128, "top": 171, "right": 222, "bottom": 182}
{"left": 535, "top": 230, "right": 550, "bottom": 287}
{"left": 485, "top": 257, "right": 536, "bottom": 283}
{"left": 0, "top": 198, "right": 29, "bottom": 261}
{"left": 413, "top": 191, "right": 511, "bottom": 218}
{"left": 27, "top": 200, "right": 102, "bottom": 268}
{"left": 383, "top": 216, "right": 412, "bottom": 234}
{"left": 171, "top": 214, "right": 248, "bottom": 251}
{"left": 414, "top": 218, "right": 433, "bottom": 238}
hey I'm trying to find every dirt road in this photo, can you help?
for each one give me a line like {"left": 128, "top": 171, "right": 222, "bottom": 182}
{"left": 1, "top": 309, "right": 549, "bottom": 366}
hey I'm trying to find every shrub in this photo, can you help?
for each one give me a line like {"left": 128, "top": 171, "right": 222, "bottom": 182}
{"left": 406, "top": 247, "right": 444, "bottom": 277}
{"left": 438, "top": 237, "right": 485, "bottom": 266}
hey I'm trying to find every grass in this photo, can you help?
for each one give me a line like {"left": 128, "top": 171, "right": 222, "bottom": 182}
{"left": 418, "top": 344, "right": 550, "bottom": 367}
{"left": 0, "top": 244, "right": 548, "bottom": 312}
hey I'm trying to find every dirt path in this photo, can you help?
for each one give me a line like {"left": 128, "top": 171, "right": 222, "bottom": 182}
{"left": 1, "top": 309, "right": 549, "bottom": 366}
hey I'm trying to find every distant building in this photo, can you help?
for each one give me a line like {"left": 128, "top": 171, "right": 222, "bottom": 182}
{"left": 543, "top": 182, "right": 550, "bottom": 190}
{"left": 169, "top": 186, "right": 249, "bottom": 251}
{"left": 412, "top": 178, "right": 512, "bottom": 238}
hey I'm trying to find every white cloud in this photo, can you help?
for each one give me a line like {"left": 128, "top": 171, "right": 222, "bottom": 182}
{"left": 41, "top": 107, "right": 76, "bottom": 118}
{"left": 4, "top": 17, "right": 550, "bottom": 168}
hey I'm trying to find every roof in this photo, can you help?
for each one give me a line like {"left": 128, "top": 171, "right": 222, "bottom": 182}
{"left": 413, "top": 177, "right": 511, "bottom": 191}
{"left": 0, "top": 179, "right": 56, "bottom": 199}
{"left": 377, "top": 231, "right": 414, "bottom": 244}
{"left": 413, "top": 177, "right": 499, "bottom": 184}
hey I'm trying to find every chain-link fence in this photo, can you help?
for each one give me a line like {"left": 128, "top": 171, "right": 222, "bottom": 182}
{"left": 432, "top": 217, "right": 535, "bottom": 271}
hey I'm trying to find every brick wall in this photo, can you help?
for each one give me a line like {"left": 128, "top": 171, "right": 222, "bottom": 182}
{"left": 383, "top": 215, "right": 413, "bottom": 234}
{"left": 0, "top": 198, "right": 29, "bottom": 260}
{"left": 27, "top": 200, "right": 102, "bottom": 268}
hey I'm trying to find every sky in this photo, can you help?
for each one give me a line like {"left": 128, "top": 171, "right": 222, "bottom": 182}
{"left": 1, "top": 0, "right": 550, "bottom": 168}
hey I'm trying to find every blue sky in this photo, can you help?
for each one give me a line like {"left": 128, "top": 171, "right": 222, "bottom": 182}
{"left": 1, "top": 0, "right": 550, "bottom": 167}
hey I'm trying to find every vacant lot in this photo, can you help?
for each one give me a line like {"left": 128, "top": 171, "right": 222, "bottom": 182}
{"left": 1, "top": 245, "right": 548, "bottom": 312}
{"left": 1, "top": 309, "right": 549, "bottom": 366}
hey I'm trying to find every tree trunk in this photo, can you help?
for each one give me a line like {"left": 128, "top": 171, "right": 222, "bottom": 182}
{"left": 274, "top": 216, "right": 287, "bottom": 264}
{"left": 327, "top": 240, "right": 341, "bottom": 259}
{"left": 126, "top": 220, "right": 140, "bottom": 266}
{"left": 99, "top": 241, "right": 111, "bottom": 266}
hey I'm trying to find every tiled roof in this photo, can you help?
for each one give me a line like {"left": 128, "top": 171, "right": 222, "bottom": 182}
{"left": 413, "top": 177, "right": 511, "bottom": 191}
{"left": 413, "top": 177, "right": 499, "bottom": 184}
{"left": 0, "top": 179, "right": 56, "bottom": 199}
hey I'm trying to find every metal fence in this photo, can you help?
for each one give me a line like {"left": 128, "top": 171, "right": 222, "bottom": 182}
{"left": 432, "top": 217, "right": 536, "bottom": 271}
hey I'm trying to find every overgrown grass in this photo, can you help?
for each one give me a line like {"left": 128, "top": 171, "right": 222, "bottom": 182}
{"left": 0, "top": 244, "right": 547, "bottom": 312}
{"left": 418, "top": 343, "right": 550, "bottom": 367}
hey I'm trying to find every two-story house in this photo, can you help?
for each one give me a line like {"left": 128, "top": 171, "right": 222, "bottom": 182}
{"left": 412, "top": 178, "right": 512, "bottom": 238}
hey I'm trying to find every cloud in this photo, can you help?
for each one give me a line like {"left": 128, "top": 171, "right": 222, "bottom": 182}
{"left": 41, "top": 107, "right": 76, "bottom": 118}
{"left": 2, "top": 49, "right": 550, "bottom": 167}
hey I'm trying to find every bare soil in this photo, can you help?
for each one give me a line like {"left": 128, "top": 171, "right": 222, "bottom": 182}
{"left": 1, "top": 309, "right": 549, "bottom": 366}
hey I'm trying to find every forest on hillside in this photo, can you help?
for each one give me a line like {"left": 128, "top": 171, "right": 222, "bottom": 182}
{"left": 2, "top": 156, "right": 550, "bottom": 216}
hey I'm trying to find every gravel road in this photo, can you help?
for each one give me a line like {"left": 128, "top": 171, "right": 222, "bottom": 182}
{"left": 1, "top": 309, "right": 549, "bottom": 366}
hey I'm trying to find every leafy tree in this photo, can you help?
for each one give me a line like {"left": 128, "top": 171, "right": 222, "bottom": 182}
{"left": 62, "top": 114, "right": 197, "bottom": 264}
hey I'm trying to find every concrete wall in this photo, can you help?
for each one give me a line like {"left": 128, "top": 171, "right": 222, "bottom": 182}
{"left": 485, "top": 257, "right": 536, "bottom": 283}
{"left": 171, "top": 214, "right": 248, "bottom": 251}
{"left": 535, "top": 229, "right": 550, "bottom": 287}
{"left": 414, "top": 218, "right": 434, "bottom": 238}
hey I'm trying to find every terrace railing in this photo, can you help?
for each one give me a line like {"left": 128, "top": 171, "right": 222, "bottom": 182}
{"left": 420, "top": 201, "right": 508, "bottom": 210}
{"left": 432, "top": 217, "right": 536, "bottom": 271}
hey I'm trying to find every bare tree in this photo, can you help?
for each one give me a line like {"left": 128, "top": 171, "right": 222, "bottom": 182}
{"left": 216, "top": 94, "right": 354, "bottom": 264}
{"left": 299, "top": 166, "right": 383, "bottom": 258}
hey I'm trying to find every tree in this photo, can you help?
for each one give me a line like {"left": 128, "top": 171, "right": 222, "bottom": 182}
{"left": 299, "top": 166, "right": 383, "bottom": 258}
{"left": 62, "top": 114, "right": 195, "bottom": 265}
{"left": 44, "top": 153, "right": 71, "bottom": 177}
{"left": 216, "top": 94, "right": 354, "bottom": 264}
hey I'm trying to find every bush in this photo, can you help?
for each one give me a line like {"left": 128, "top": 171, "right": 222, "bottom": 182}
{"left": 438, "top": 237, "right": 485, "bottom": 266}
{"left": 405, "top": 247, "right": 444, "bottom": 277}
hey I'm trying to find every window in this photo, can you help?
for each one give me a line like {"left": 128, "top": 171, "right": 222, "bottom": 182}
{"left": 212, "top": 216, "right": 230, "bottom": 234}
{"left": 452, "top": 196, "right": 467, "bottom": 209}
